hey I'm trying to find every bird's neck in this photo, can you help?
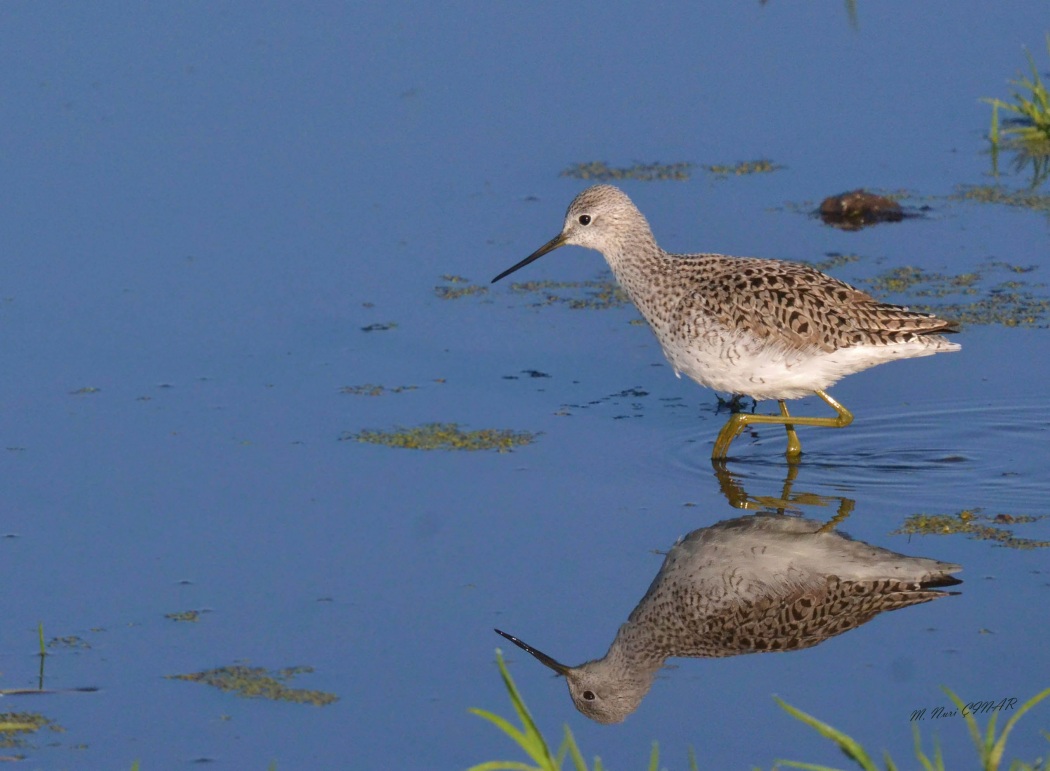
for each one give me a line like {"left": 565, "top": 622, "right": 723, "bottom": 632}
{"left": 600, "top": 620, "right": 669, "bottom": 682}
{"left": 600, "top": 231, "right": 677, "bottom": 324}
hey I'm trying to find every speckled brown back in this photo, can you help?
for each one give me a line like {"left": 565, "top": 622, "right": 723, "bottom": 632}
{"left": 642, "top": 575, "right": 947, "bottom": 658}
{"left": 672, "top": 255, "right": 958, "bottom": 353}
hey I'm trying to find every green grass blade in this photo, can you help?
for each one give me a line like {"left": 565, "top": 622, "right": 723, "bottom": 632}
{"left": 1019, "top": 47, "right": 1050, "bottom": 119}
{"left": 494, "top": 651, "right": 557, "bottom": 767}
{"left": 774, "top": 697, "right": 879, "bottom": 771}
{"left": 469, "top": 707, "right": 531, "bottom": 750}
{"left": 983, "top": 40, "right": 1050, "bottom": 151}
{"left": 915, "top": 722, "right": 949, "bottom": 771}
{"left": 981, "top": 708, "right": 1001, "bottom": 758}
{"left": 469, "top": 651, "right": 561, "bottom": 771}
{"left": 913, "top": 722, "right": 937, "bottom": 771}
{"left": 558, "top": 724, "right": 589, "bottom": 771}
{"left": 945, "top": 687, "right": 988, "bottom": 760}
{"left": 989, "top": 100, "right": 1001, "bottom": 145}
{"left": 647, "top": 741, "right": 659, "bottom": 771}
{"left": 989, "top": 687, "right": 1050, "bottom": 768}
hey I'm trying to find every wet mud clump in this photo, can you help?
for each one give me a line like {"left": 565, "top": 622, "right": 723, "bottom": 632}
{"left": 819, "top": 189, "right": 905, "bottom": 229}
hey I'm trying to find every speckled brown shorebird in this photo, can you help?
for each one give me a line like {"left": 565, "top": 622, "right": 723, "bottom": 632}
{"left": 495, "top": 514, "right": 962, "bottom": 724}
{"left": 492, "top": 185, "right": 960, "bottom": 460}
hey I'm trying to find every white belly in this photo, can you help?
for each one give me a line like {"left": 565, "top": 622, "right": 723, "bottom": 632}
{"left": 663, "top": 329, "right": 959, "bottom": 401}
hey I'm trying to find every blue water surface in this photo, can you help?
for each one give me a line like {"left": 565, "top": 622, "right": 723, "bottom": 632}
{"left": 1, "top": 2, "right": 1048, "bottom": 769}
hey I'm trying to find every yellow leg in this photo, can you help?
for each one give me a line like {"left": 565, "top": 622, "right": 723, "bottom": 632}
{"left": 710, "top": 459, "right": 857, "bottom": 529}
{"left": 816, "top": 497, "right": 856, "bottom": 533}
{"left": 780, "top": 401, "right": 802, "bottom": 460}
{"left": 710, "top": 390, "right": 854, "bottom": 460}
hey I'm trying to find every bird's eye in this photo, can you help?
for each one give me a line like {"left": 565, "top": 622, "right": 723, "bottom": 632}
{"left": 578, "top": 214, "right": 591, "bottom": 225}
{"left": 582, "top": 690, "right": 596, "bottom": 701}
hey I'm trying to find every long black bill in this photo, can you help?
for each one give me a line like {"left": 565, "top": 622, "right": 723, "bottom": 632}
{"left": 491, "top": 233, "right": 567, "bottom": 283}
{"left": 494, "top": 628, "right": 571, "bottom": 675}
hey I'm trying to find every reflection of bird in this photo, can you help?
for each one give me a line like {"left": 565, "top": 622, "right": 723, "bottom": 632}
{"left": 492, "top": 185, "right": 960, "bottom": 460}
{"left": 496, "top": 514, "right": 961, "bottom": 724}
{"left": 712, "top": 459, "right": 856, "bottom": 529}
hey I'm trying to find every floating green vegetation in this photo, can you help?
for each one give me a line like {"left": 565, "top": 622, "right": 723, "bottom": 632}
{"left": 69, "top": 387, "right": 100, "bottom": 395}
{"left": 471, "top": 650, "right": 1050, "bottom": 771}
{"left": 508, "top": 279, "right": 630, "bottom": 310}
{"left": 797, "top": 252, "right": 863, "bottom": 272}
{"left": 342, "top": 422, "right": 537, "bottom": 452}
{"left": 165, "top": 610, "right": 202, "bottom": 623}
{"left": 919, "top": 289, "right": 1050, "bottom": 328}
{"left": 559, "top": 387, "right": 650, "bottom": 419}
{"left": 860, "top": 261, "right": 1050, "bottom": 328}
{"left": 0, "top": 712, "right": 63, "bottom": 750}
{"left": 893, "top": 509, "right": 1050, "bottom": 550}
{"left": 561, "top": 161, "right": 693, "bottom": 182}
{"left": 702, "top": 159, "right": 782, "bottom": 177}
{"left": 339, "top": 384, "right": 418, "bottom": 396}
{"left": 985, "top": 35, "right": 1050, "bottom": 153}
{"left": 168, "top": 665, "right": 338, "bottom": 707}
{"left": 502, "top": 369, "right": 551, "bottom": 380}
{"left": 47, "top": 635, "right": 90, "bottom": 649}
{"left": 953, "top": 184, "right": 1050, "bottom": 214}
{"left": 863, "top": 266, "right": 983, "bottom": 297}
{"left": 360, "top": 322, "right": 397, "bottom": 332}
{"left": 435, "top": 275, "right": 489, "bottom": 300}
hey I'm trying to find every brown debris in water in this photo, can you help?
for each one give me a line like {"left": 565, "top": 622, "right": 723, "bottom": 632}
{"left": 819, "top": 189, "right": 904, "bottom": 230}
